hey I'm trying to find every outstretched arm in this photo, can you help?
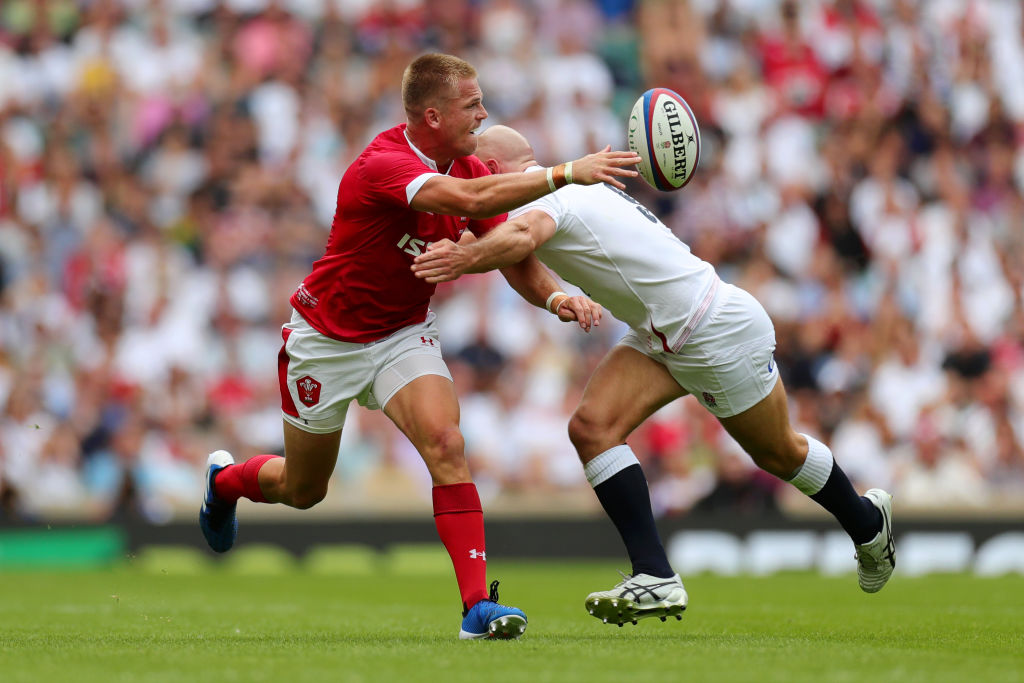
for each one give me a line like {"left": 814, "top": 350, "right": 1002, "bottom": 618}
{"left": 499, "top": 255, "right": 602, "bottom": 333}
{"left": 410, "top": 210, "right": 601, "bottom": 331}
{"left": 410, "top": 147, "right": 640, "bottom": 219}
{"left": 411, "top": 210, "right": 557, "bottom": 282}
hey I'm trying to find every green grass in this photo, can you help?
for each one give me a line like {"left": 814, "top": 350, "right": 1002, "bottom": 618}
{"left": 1, "top": 561, "right": 1021, "bottom": 683}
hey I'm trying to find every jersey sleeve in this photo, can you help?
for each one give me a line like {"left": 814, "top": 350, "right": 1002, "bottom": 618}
{"left": 361, "top": 149, "right": 438, "bottom": 206}
{"left": 508, "top": 192, "right": 563, "bottom": 224}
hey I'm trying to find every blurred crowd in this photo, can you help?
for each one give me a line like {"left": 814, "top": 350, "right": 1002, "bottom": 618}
{"left": 2, "top": 0, "right": 1023, "bottom": 523}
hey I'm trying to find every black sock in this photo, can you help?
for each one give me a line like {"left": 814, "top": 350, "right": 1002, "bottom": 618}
{"left": 593, "top": 464, "right": 674, "bottom": 578}
{"left": 810, "top": 462, "right": 883, "bottom": 544}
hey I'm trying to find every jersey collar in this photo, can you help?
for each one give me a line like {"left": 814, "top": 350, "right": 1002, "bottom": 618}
{"left": 403, "top": 129, "right": 454, "bottom": 175}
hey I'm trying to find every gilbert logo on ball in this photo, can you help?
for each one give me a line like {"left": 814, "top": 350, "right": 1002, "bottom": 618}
{"left": 628, "top": 87, "right": 701, "bottom": 191}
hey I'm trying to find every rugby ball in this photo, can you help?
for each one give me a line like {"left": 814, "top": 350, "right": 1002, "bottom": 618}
{"left": 627, "top": 88, "right": 701, "bottom": 191}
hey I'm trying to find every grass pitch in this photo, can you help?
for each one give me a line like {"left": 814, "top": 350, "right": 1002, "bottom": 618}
{"left": 1, "top": 560, "right": 1021, "bottom": 683}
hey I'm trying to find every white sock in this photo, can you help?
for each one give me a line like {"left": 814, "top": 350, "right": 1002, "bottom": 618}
{"left": 583, "top": 444, "right": 640, "bottom": 487}
{"left": 788, "top": 434, "right": 834, "bottom": 496}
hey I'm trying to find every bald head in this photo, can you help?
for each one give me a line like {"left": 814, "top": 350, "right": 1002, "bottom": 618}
{"left": 474, "top": 125, "right": 537, "bottom": 174}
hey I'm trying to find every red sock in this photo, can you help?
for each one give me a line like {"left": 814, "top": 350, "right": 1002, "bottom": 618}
{"left": 213, "top": 455, "right": 279, "bottom": 504}
{"left": 433, "top": 483, "right": 488, "bottom": 610}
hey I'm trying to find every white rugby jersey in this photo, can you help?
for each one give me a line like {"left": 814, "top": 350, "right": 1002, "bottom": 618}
{"left": 509, "top": 173, "right": 719, "bottom": 352}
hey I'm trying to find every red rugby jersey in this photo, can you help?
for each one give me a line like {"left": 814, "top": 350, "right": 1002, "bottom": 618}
{"left": 291, "top": 124, "right": 505, "bottom": 342}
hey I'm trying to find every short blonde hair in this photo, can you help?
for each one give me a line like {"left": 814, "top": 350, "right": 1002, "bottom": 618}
{"left": 402, "top": 53, "right": 477, "bottom": 116}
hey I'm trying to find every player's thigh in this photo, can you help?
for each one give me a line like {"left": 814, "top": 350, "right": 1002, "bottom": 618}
{"left": 574, "top": 343, "right": 687, "bottom": 438}
{"left": 277, "top": 311, "right": 376, "bottom": 491}
{"left": 678, "top": 283, "right": 803, "bottom": 467}
{"left": 716, "top": 376, "right": 802, "bottom": 461}
{"left": 365, "top": 320, "right": 452, "bottom": 419}
{"left": 282, "top": 419, "right": 341, "bottom": 489}
{"left": 366, "top": 313, "right": 461, "bottom": 457}
{"left": 670, "top": 282, "right": 779, "bottom": 419}
{"left": 382, "top": 373, "right": 462, "bottom": 455}
{"left": 279, "top": 310, "right": 369, "bottom": 435}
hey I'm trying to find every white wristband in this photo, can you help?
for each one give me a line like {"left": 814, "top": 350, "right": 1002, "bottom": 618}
{"left": 565, "top": 161, "right": 574, "bottom": 184}
{"left": 545, "top": 291, "right": 568, "bottom": 313}
{"left": 546, "top": 166, "right": 556, "bottom": 192}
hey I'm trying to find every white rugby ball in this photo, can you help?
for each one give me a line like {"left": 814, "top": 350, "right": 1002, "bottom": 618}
{"left": 627, "top": 87, "right": 701, "bottom": 191}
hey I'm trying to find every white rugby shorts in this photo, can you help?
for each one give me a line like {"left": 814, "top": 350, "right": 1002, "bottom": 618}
{"left": 278, "top": 309, "right": 452, "bottom": 434}
{"left": 619, "top": 282, "right": 778, "bottom": 418}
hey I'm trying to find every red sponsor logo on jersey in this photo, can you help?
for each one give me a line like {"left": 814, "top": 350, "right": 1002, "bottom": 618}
{"left": 296, "top": 375, "right": 322, "bottom": 407}
{"left": 420, "top": 336, "right": 435, "bottom": 346}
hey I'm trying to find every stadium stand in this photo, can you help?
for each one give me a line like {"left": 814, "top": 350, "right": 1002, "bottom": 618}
{"left": 1, "top": 0, "right": 1022, "bottom": 522}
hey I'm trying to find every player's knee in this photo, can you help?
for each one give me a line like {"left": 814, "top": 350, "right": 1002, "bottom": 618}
{"left": 568, "top": 409, "right": 614, "bottom": 459}
{"left": 419, "top": 425, "right": 468, "bottom": 479}
{"left": 289, "top": 484, "right": 328, "bottom": 510}
{"left": 567, "top": 410, "right": 591, "bottom": 451}
{"left": 749, "top": 434, "right": 805, "bottom": 478}
{"left": 427, "top": 425, "right": 465, "bottom": 460}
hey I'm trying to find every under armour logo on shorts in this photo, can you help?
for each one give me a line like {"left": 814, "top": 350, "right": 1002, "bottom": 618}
{"left": 702, "top": 391, "right": 717, "bottom": 407}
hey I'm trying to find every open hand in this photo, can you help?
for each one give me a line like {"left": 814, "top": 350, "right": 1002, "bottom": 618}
{"left": 570, "top": 146, "right": 642, "bottom": 190}
{"left": 554, "top": 295, "right": 603, "bottom": 332}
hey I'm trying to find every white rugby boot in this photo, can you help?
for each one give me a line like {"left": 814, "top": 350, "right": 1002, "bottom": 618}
{"left": 585, "top": 572, "right": 687, "bottom": 626}
{"left": 856, "top": 488, "right": 895, "bottom": 593}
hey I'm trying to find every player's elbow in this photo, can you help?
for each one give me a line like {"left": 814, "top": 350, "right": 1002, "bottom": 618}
{"left": 510, "top": 220, "right": 537, "bottom": 254}
{"left": 486, "top": 220, "right": 535, "bottom": 268}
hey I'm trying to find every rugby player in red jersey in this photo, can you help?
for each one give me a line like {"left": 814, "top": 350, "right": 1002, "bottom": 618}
{"left": 198, "top": 53, "right": 641, "bottom": 640}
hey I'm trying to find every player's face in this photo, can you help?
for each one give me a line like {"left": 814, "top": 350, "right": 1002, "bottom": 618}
{"left": 439, "top": 78, "right": 487, "bottom": 159}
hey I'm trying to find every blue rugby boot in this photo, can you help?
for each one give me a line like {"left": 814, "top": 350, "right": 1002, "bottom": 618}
{"left": 458, "top": 580, "right": 527, "bottom": 640}
{"left": 199, "top": 450, "right": 237, "bottom": 553}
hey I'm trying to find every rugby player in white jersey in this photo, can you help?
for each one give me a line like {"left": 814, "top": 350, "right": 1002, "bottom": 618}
{"left": 410, "top": 125, "right": 896, "bottom": 626}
